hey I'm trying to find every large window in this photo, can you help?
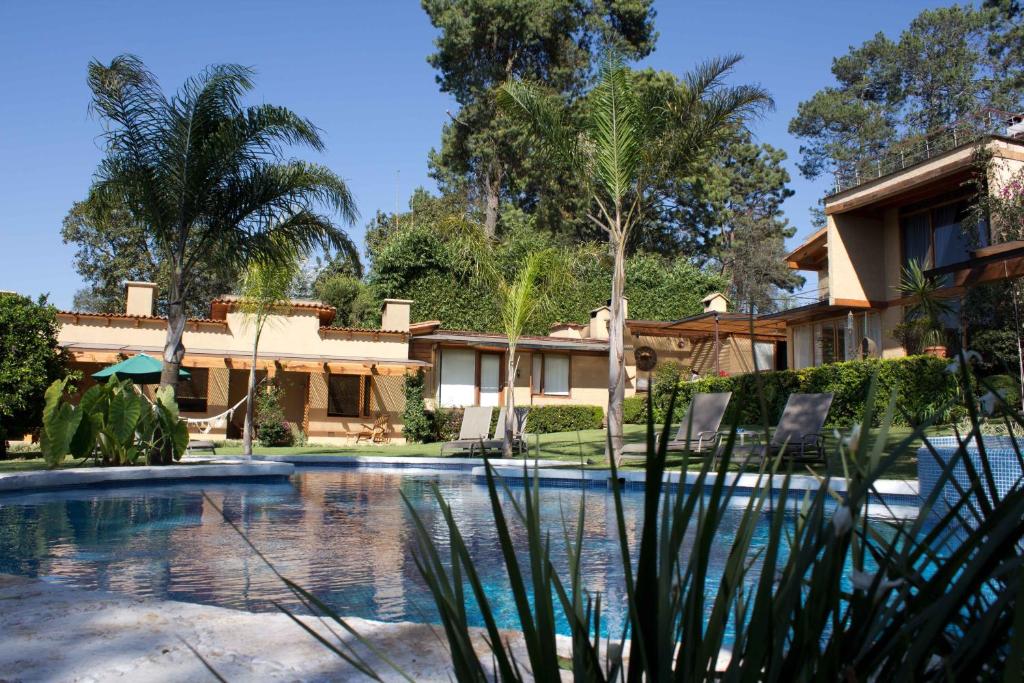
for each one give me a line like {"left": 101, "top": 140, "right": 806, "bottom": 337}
{"left": 792, "top": 312, "right": 882, "bottom": 369}
{"left": 900, "top": 200, "right": 980, "bottom": 271}
{"left": 531, "top": 353, "right": 570, "bottom": 396}
{"left": 328, "top": 374, "right": 370, "bottom": 417}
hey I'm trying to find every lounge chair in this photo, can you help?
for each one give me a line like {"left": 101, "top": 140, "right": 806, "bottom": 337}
{"left": 356, "top": 412, "right": 391, "bottom": 444}
{"left": 622, "top": 392, "right": 732, "bottom": 456}
{"left": 470, "top": 407, "right": 530, "bottom": 456}
{"left": 439, "top": 406, "right": 494, "bottom": 456}
{"left": 734, "top": 392, "right": 834, "bottom": 465}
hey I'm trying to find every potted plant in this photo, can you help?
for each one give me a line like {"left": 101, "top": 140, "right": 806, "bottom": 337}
{"left": 898, "top": 260, "right": 955, "bottom": 358}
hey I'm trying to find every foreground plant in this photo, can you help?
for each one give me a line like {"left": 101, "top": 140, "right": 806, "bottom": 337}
{"left": 398, "top": 369, "right": 1024, "bottom": 680}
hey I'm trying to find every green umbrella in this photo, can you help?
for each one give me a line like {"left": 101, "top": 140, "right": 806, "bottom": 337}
{"left": 91, "top": 354, "right": 191, "bottom": 385}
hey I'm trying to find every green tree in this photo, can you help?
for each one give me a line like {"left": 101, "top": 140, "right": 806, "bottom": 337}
{"left": 423, "top": 0, "right": 656, "bottom": 236}
{"left": 499, "top": 54, "right": 770, "bottom": 462}
{"left": 790, "top": 4, "right": 1024, "bottom": 185}
{"left": 314, "top": 274, "right": 378, "bottom": 328}
{"left": 0, "top": 294, "right": 70, "bottom": 458}
{"left": 87, "top": 55, "right": 357, "bottom": 391}
{"left": 61, "top": 198, "right": 238, "bottom": 317}
{"left": 237, "top": 250, "right": 302, "bottom": 457}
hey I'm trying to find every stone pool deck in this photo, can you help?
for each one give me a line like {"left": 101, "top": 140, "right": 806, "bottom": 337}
{"left": 0, "top": 460, "right": 294, "bottom": 493}
{"left": 0, "top": 574, "right": 565, "bottom": 682}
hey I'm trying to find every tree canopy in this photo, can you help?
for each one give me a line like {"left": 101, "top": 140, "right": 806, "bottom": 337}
{"left": 423, "top": 0, "right": 657, "bottom": 235}
{"left": 789, "top": 3, "right": 1024, "bottom": 184}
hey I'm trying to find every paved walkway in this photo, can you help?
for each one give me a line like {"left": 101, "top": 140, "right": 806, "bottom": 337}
{"left": 0, "top": 574, "right": 557, "bottom": 682}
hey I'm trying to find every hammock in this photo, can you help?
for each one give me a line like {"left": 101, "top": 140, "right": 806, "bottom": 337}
{"left": 184, "top": 395, "right": 249, "bottom": 434}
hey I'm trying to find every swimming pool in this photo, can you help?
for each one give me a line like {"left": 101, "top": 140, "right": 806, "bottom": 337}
{"left": 0, "top": 466, "right": 837, "bottom": 638}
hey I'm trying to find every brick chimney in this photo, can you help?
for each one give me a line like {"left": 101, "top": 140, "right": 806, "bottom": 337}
{"left": 380, "top": 299, "right": 412, "bottom": 332}
{"left": 125, "top": 281, "right": 157, "bottom": 316}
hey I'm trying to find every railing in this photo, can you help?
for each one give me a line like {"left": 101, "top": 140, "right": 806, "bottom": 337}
{"left": 832, "top": 109, "right": 1024, "bottom": 194}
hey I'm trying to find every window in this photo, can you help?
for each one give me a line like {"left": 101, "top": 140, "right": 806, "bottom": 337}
{"left": 531, "top": 353, "right": 570, "bottom": 396}
{"left": 177, "top": 368, "right": 208, "bottom": 413}
{"left": 900, "top": 200, "right": 979, "bottom": 271}
{"left": 328, "top": 374, "right": 364, "bottom": 417}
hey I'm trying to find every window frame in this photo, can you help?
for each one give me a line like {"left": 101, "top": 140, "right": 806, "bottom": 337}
{"left": 327, "top": 373, "right": 371, "bottom": 418}
{"left": 899, "top": 197, "right": 976, "bottom": 272}
{"left": 530, "top": 352, "right": 572, "bottom": 397}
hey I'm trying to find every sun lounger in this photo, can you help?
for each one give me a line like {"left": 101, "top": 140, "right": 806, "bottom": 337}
{"left": 622, "top": 392, "right": 732, "bottom": 456}
{"left": 470, "top": 407, "right": 530, "bottom": 456}
{"left": 732, "top": 392, "right": 834, "bottom": 465}
{"left": 439, "top": 406, "right": 494, "bottom": 456}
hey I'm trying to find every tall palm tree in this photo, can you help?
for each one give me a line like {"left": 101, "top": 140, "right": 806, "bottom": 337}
{"left": 87, "top": 55, "right": 358, "bottom": 390}
{"left": 499, "top": 54, "right": 771, "bottom": 463}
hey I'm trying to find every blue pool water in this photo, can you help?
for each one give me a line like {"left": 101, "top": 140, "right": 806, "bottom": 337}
{"left": 0, "top": 466, "right": 834, "bottom": 637}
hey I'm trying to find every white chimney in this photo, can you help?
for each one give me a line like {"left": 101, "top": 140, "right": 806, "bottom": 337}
{"left": 702, "top": 292, "right": 729, "bottom": 314}
{"left": 125, "top": 281, "right": 157, "bottom": 316}
{"left": 380, "top": 299, "right": 412, "bottom": 332}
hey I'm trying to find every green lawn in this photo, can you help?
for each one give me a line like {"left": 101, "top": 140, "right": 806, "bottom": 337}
{"left": 1, "top": 424, "right": 934, "bottom": 479}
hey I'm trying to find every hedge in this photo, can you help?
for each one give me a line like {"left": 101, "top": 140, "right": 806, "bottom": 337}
{"left": 425, "top": 404, "right": 605, "bottom": 441}
{"left": 650, "top": 355, "right": 960, "bottom": 428}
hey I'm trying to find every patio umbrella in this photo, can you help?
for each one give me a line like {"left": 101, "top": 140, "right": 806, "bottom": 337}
{"left": 91, "top": 354, "right": 191, "bottom": 385}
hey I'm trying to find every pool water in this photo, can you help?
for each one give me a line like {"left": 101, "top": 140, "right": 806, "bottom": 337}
{"left": 0, "top": 466, "right": 822, "bottom": 637}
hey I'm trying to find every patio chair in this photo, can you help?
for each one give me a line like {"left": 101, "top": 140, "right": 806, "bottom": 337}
{"left": 731, "top": 392, "right": 834, "bottom": 466}
{"left": 356, "top": 412, "right": 391, "bottom": 444}
{"left": 470, "top": 407, "right": 530, "bottom": 456}
{"left": 439, "top": 406, "right": 494, "bottom": 456}
{"left": 622, "top": 392, "right": 732, "bottom": 457}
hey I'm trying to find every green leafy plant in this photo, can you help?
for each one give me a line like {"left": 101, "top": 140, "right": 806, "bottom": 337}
{"left": 898, "top": 259, "right": 956, "bottom": 352}
{"left": 254, "top": 384, "right": 292, "bottom": 448}
{"left": 401, "top": 370, "right": 432, "bottom": 443}
{"left": 40, "top": 376, "right": 187, "bottom": 467}
{"left": 622, "top": 395, "right": 647, "bottom": 424}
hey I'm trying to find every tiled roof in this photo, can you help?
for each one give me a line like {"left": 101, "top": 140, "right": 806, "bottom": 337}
{"left": 57, "top": 311, "right": 226, "bottom": 325}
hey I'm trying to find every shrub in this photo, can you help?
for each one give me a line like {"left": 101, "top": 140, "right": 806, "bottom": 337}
{"left": 671, "top": 355, "right": 958, "bottom": 428}
{"left": 524, "top": 404, "right": 603, "bottom": 433}
{"left": 983, "top": 373, "right": 1022, "bottom": 415}
{"left": 255, "top": 385, "right": 292, "bottom": 447}
{"left": 401, "top": 370, "right": 433, "bottom": 443}
{"left": 39, "top": 376, "right": 187, "bottom": 467}
{"left": 623, "top": 395, "right": 647, "bottom": 424}
{"left": 0, "top": 293, "right": 72, "bottom": 459}
{"left": 431, "top": 407, "right": 464, "bottom": 442}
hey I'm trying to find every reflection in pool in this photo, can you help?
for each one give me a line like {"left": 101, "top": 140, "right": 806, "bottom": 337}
{"left": 0, "top": 467, "right": 824, "bottom": 636}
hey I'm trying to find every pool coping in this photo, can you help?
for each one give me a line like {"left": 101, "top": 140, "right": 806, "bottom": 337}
{"left": 0, "top": 460, "right": 295, "bottom": 493}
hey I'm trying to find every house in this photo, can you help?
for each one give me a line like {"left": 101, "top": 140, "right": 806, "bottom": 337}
{"left": 57, "top": 284, "right": 783, "bottom": 439}
{"left": 410, "top": 295, "right": 786, "bottom": 411}
{"left": 771, "top": 131, "right": 1024, "bottom": 369}
{"left": 58, "top": 283, "right": 427, "bottom": 443}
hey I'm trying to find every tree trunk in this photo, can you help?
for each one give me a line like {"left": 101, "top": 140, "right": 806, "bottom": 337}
{"left": 608, "top": 239, "right": 627, "bottom": 466}
{"left": 159, "top": 283, "right": 187, "bottom": 465}
{"left": 483, "top": 160, "right": 501, "bottom": 238}
{"left": 242, "top": 328, "right": 262, "bottom": 458}
{"left": 502, "top": 349, "right": 517, "bottom": 458}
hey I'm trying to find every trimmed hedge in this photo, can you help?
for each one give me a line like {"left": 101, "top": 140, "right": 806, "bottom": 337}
{"left": 623, "top": 395, "right": 647, "bottom": 424}
{"left": 652, "top": 355, "right": 960, "bottom": 428}
{"left": 426, "top": 404, "right": 605, "bottom": 442}
{"left": 526, "top": 404, "right": 604, "bottom": 433}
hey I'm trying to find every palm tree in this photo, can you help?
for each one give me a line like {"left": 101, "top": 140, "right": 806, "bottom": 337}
{"left": 87, "top": 55, "right": 358, "bottom": 391}
{"left": 237, "top": 248, "right": 302, "bottom": 457}
{"left": 499, "top": 54, "right": 771, "bottom": 463}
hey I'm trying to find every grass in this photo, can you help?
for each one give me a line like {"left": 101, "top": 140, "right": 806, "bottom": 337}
{"left": 1, "top": 423, "right": 938, "bottom": 479}
{"left": 214, "top": 423, "right": 935, "bottom": 480}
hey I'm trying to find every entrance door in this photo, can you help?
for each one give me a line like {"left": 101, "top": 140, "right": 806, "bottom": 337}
{"left": 479, "top": 354, "right": 502, "bottom": 407}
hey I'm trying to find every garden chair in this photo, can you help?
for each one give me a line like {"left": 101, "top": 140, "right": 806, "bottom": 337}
{"left": 440, "top": 406, "right": 494, "bottom": 456}
{"left": 622, "top": 392, "right": 732, "bottom": 457}
{"left": 356, "top": 413, "right": 391, "bottom": 444}
{"left": 728, "top": 392, "right": 834, "bottom": 467}
{"left": 470, "top": 407, "right": 530, "bottom": 456}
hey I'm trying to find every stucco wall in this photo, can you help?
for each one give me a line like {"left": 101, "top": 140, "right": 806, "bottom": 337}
{"left": 828, "top": 211, "right": 888, "bottom": 303}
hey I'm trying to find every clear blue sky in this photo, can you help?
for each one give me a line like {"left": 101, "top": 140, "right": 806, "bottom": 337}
{"left": 0, "top": 0, "right": 945, "bottom": 309}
